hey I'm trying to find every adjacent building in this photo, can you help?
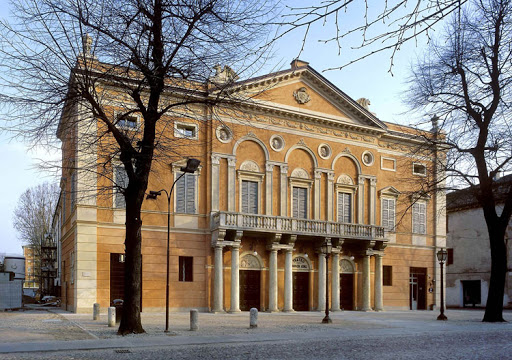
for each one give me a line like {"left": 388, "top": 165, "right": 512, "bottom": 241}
{"left": 446, "top": 175, "right": 512, "bottom": 308}
{"left": 54, "top": 57, "right": 446, "bottom": 313}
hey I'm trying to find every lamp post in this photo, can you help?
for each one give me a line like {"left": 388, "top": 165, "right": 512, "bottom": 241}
{"left": 147, "top": 158, "right": 200, "bottom": 333}
{"left": 437, "top": 248, "right": 448, "bottom": 321}
{"left": 322, "top": 241, "right": 332, "bottom": 324}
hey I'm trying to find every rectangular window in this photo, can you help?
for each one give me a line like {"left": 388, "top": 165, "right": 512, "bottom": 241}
{"left": 241, "top": 180, "right": 258, "bottom": 214}
{"left": 117, "top": 115, "right": 138, "bottom": 129}
{"left": 114, "top": 165, "right": 128, "bottom": 208}
{"left": 293, "top": 187, "right": 308, "bottom": 219}
{"left": 179, "top": 256, "right": 193, "bottom": 282}
{"left": 175, "top": 173, "right": 196, "bottom": 214}
{"left": 176, "top": 123, "right": 197, "bottom": 138}
{"left": 383, "top": 265, "right": 392, "bottom": 286}
{"left": 412, "top": 202, "right": 426, "bottom": 234}
{"left": 447, "top": 248, "right": 454, "bottom": 265}
{"left": 337, "top": 192, "right": 352, "bottom": 223}
{"left": 382, "top": 198, "right": 396, "bottom": 230}
{"left": 413, "top": 163, "right": 427, "bottom": 176}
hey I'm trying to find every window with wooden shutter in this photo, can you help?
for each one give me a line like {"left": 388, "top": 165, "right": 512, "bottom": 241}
{"left": 293, "top": 187, "right": 307, "bottom": 219}
{"left": 412, "top": 202, "right": 426, "bottom": 234}
{"left": 337, "top": 192, "right": 352, "bottom": 223}
{"left": 176, "top": 173, "right": 196, "bottom": 214}
{"left": 382, "top": 198, "right": 395, "bottom": 230}
{"left": 241, "top": 180, "right": 258, "bottom": 214}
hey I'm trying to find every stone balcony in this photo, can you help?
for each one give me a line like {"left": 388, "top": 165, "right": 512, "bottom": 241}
{"left": 211, "top": 211, "right": 386, "bottom": 241}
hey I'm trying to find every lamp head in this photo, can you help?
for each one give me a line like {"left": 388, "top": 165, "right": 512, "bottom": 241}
{"left": 437, "top": 248, "right": 448, "bottom": 263}
{"left": 181, "top": 158, "right": 201, "bottom": 173}
{"left": 146, "top": 190, "right": 161, "bottom": 200}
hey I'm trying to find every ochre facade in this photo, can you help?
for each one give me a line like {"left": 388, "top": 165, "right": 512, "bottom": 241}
{"left": 54, "top": 60, "right": 446, "bottom": 313}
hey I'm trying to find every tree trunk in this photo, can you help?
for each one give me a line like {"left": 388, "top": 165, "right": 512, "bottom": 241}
{"left": 118, "top": 191, "right": 145, "bottom": 334}
{"left": 483, "top": 226, "right": 507, "bottom": 322}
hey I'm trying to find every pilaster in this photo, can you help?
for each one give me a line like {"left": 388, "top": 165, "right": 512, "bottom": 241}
{"left": 265, "top": 163, "right": 273, "bottom": 215}
{"left": 227, "top": 157, "right": 236, "bottom": 212}
{"left": 280, "top": 165, "right": 288, "bottom": 217}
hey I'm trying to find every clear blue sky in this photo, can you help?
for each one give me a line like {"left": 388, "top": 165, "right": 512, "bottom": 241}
{"left": 0, "top": 1, "right": 429, "bottom": 255}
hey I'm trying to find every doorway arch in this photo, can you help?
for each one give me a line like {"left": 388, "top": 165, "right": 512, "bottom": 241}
{"left": 292, "top": 255, "right": 311, "bottom": 311}
{"left": 340, "top": 258, "right": 355, "bottom": 310}
{"left": 239, "top": 253, "right": 262, "bottom": 311}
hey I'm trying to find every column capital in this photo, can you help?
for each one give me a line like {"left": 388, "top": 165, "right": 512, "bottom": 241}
{"left": 265, "top": 162, "right": 274, "bottom": 172}
{"left": 211, "top": 154, "right": 221, "bottom": 165}
{"left": 327, "top": 171, "right": 335, "bottom": 181}
{"left": 314, "top": 169, "right": 322, "bottom": 179}
{"left": 280, "top": 164, "right": 289, "bottom": 174}
{"left": 227, "top": 158, "right": 236, "bottom": 167}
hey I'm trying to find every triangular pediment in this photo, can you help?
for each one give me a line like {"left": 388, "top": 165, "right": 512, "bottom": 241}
{"left": 379, "top": 186, "right": 401, "bottom": 197}
{"left": 236, "top": 64, "right": 387, "bottom": 132}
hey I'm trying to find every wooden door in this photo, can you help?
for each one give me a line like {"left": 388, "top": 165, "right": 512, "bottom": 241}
{"left": 110, "top": 253, "right": 142, "bottom": 309}
{"left": 340, "top": 274, "right": 354, "bottom": 310}
{"left": 293, "top": 272, "right": 309, "bottom": 311}
{"left": 240, "top": 270, "right": 261, "bottom": 311}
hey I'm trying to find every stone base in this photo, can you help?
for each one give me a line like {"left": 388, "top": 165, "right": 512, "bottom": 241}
{"left": 228, "top": 309, "right": 241, "bottom": 313}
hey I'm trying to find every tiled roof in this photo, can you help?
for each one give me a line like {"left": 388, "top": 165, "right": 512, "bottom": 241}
{"left": 446, "top": 174, "right": 512, "bottom": 211}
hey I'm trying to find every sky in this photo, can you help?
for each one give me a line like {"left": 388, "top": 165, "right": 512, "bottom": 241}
{"left": 0, "top": 1, "right": 432, "bottom": 255}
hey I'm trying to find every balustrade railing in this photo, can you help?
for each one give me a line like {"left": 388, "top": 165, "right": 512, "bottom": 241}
{"left": 211, "top": 211, "right": 385, "bottom": 240}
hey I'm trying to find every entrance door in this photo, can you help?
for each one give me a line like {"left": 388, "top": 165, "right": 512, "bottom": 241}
{"left": 410, "top": 268, "right": 427, "bottom": 310}
{"left": 110, "top": 253, "right": 125, "bottom": 304}
{"left": 110, "top": 253, "right": 142, "bottom": 309}
{"left": 240, "top": 270, "right": 260, "bottom": 311}
{"left": 462, "top": 280, "right": 481, "bottom": 307}
{"left": 340, "top": 274, "right": 354, "bottom": 310}
{"left": 293, "top": 272, "right": 309, "bottom": 311}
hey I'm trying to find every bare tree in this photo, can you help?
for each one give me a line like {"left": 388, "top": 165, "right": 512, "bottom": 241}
{"left": 406, "top": 0, "right": 512, "bottom": 322}
{"left": 0, "top": 0, "right": 275, "bottom": 334}
{"left": 277, "top": 0, "right": 466, "bottom": 72}
{"left": 13, "top": 182, "right": 59, "bottom": 293}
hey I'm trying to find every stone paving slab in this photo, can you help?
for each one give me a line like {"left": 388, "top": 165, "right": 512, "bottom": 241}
{"left": 1, "top": 307, "right": 511, "bottom": 355}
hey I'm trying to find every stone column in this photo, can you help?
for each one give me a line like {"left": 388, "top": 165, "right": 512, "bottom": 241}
{"left": 369, "top": 177, "right": 377, "bottom": 225}
{"left": 362, "top": 254, "right": 372, "bottom": 311}
{"left": 227, "top": 158, "right": 236, "bottom": 212}
{"left": 314, "top": 170, "right": 322, "bottom": 219}
{"left": 211, "top": 155, "right": 221, "bottom": 212}
{"left": 327, "top": 172, "right": 335, "bottom": 221}
{"left": 280, "top": 165, "right": 288, "bottom": 217}
{"left": 229, "top": 244, "right": 240, "bottom": 312}
{"left": 213, "top": 245, "right": 224, "bottom": 312}
{"left": 374, "top": 254, "right": 384, "bottom": 311}
{"left": 283, "top": 248, "right": 293, "bottom": 312}
{"left": 331, "top": 252, "right": 340, "bottom": 311}
{"left": 265, "top": 163, "right": 273, "bottom": 215}
{"left": 317, "top": 253, "right": 326, "bottom": 311}
{"left": 268, "top": 248, "right": 278, "bottom": 312}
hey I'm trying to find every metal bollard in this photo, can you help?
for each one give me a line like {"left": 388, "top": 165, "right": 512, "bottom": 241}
{"left": 190, "top": 309, "right": 198, "bottom": 331}
{"left": 93, "top": 303, "right": 100, "bottom": 320}
{"left": 108, "top": 306, "right": 116, "bottom": 327}
{"left": 250, "top": 308, "right": 258, "bottom": 328}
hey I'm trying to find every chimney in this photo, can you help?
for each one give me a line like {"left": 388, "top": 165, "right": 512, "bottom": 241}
{"left": 290, "top": 59, "right": 309, "bottom": 70}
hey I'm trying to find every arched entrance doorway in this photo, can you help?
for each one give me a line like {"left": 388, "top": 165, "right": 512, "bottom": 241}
{"left": 340, "top": 258, "right": 355, "bottom": 310}
{"left": 239, "top": 254, "right": 261, "bottom": 311}
{"left": 292, "top": 256, "right": 311, "bottom": 311}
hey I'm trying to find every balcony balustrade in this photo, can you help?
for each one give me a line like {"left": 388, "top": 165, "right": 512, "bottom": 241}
{"left": 211, "top": 211, "right": 386, "bottom": 240}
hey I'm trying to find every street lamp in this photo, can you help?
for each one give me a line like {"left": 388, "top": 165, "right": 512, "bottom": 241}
{"left": 146, "top": 158, "right": 200, "bottom": 333}
{"left": 321, "top": 241, "right": 332, "bottom": 324}
{"left": 436, "top": 248, "right": 448, "bottom": 321}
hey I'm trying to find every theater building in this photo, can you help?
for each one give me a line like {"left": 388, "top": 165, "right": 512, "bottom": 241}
{"left": 54, "top": 58, "right": 446, "bottom": 313}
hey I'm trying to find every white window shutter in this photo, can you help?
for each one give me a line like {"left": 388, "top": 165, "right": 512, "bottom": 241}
{"left": 176, "top": 173, "right": 186, "bottom": 213}
{"left": 186, "top": 174, "right": 195, "bottom": 213}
